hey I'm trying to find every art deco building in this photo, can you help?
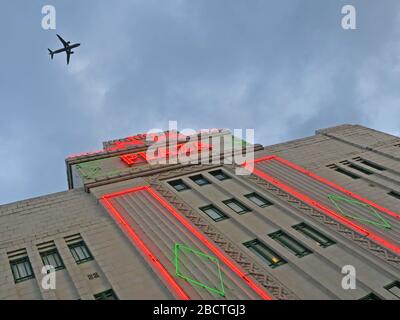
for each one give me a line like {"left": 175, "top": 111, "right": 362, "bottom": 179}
{"left": 0, "top": 124, "right": 399, "bottom": 300}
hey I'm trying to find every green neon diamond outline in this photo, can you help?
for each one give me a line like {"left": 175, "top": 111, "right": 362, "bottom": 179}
{"left": 76, "top": 160, "right": 104, "bottom": 179}
{"left": 174, "top": 244, "right": 225, "bottom": 297}
{"left": 76, "top": 157, "right": 131, "bottom": 180}
{"left": 327, "top": 194, "right": 392, "bottom": 230}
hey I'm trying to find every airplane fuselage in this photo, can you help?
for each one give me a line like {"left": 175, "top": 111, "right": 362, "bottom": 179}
{"left": 52, "top": 43, "right": 80, "bottom": 54}
{"left": 49, "top": 34, "right": 81, "bottom": 64}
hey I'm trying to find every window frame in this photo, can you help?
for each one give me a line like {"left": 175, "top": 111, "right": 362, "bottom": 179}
{"left": 199, "top": 205, "right": 228, "bottom": 222}
{"left": 68, "top": 241, "right": 94, "bottom": 264}
{"left": 269, "top": 230, "right": 312, "bottom": 258}
{"left": 360, "top": 293, "right": 382, "bottom": 300}
{"left": 388, "top": 191, "right": 400, "bottom": 200}
{"left": 327, "top": 164, "right": 360, "bottom": 180}
{"left": 40, "top": 249, "right": 65, "bottom": 271}
{"left": 222, "top": 198, "right": 251, "bottom": 214}
{"left": 358, "top": 159, "right": 386, "bottom": 171}
{"left": 243, "top": 239, "right": 287, "bottom": 268}
{"left": 293, "top": 223, "right": 335, "bottom": 248}
{"left": 209, "top": 169, "right": 231, "bottom": 181}
{"left": 168, "top": 179, "right": 191, "bottom": 192}
{"left": 190, "top": 174, "right": 211, "bottom": 186}
{"left": 347, "top": 163, "right": 373, "bottom": 175}
{"left": 385, "top": 281, "right": 400, "bottom": 298}
{"left": 244, "top": 192, "right": 273, "bottom": 208}
{"left": 10, "top": 256, "right": 35, "bottom": 283}
{"left": 334, "top": 167, "right": 360, "bottom": 179}
{"left": 94, "top": 289, "right": 118, "bottom": 300}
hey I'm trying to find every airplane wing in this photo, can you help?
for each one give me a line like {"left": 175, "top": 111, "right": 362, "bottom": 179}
{"left": 57, "top": 34, "right": 69, "bottom": 48}
{"left": 66, "top": 50, "right": 71, "bottom": 65}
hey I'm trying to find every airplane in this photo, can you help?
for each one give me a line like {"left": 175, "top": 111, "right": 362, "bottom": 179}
{"left": 48, "top": 34, "right": 80, "bottom": 65}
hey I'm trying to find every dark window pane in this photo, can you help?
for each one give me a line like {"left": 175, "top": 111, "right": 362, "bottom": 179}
{"left": 190, "top": 175, "right": 210, "bottom": 186}
{"left": 360, "top": 293, "right": 382, "bottom": 300}
{"left": 200, "top": 205, "right": 228, "bottom": 222}
{"left": 269, "top": 231, "right": 312, "bottom": 257}
{"left": 388, "top": 191, "right": 400, "bottom": 200}
{"left": 293, "top": 223, "right": 335, "bottom": 248}
{"left": 334, "top": 167, "right": 360, "bottom": 179}
{"left": 168, "top": 179, "right": 190, "bottom": 192}
{"left": 359, "top": 160, "right": 386, "bottom": 171}
{"left": 243, "top": 239, "right": 286, "bottom": 268}
{"left": 209, "top": 170, "right": 231, "bottom": 181}
{"left": 94, "top": 289, "right": 118, "bottom": 300}
{"left": 347, "top": 164, "right": 373, "bottom": 175}
{"left": 10, "top": 257, "right": 35, "bottom": 283}
{"left": 223, "top": 199, "right": 250, "bottom": 214}
{"left": 385, "top": 281, "right": 400, "bottom": 298}
{"left": 41, "top": 249, "right": 65, "bottom": 271}
{"left": 245, "top": 193, "right": 273, "bottom": 207}
{"left": 68, "top": 241, "right": 93, "bottom": 264}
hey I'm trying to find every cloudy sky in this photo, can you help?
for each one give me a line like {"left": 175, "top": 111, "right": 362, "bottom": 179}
{"left": 0, "top": 0, "right": 399, "bottom": 204}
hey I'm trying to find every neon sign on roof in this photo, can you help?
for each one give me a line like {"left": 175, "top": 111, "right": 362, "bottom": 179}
{"left": 120, "top": 142, "right": 213, "bottom": 166}
{"left": 67, "top": 127, "right": 225, "bottom": 160}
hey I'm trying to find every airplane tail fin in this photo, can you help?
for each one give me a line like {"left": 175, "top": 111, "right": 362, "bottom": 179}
{"left": 48, "top": 49, "right": 54, "bottom": 59}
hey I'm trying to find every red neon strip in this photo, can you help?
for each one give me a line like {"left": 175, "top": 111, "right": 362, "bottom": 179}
{"left": 242, "top": 160, "right": 400, "bottom": 254}
{"left": 103, "top": 185, "right": 150, "bottom": 198}
{"left": 252, "top": 155, "right": 278, "bottom": 163}
{"left": 102, "top": 186, "right": 272, "bottom": 300}
{"left": 101, "top": 195, "right": 189, "bottom": 300}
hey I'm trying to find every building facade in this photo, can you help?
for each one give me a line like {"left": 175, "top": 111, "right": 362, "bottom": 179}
{"left": 0, "top": 124, "right": 399, "bottom": 300}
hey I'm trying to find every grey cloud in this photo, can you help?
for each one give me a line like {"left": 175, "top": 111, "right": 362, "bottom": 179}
{"left": 0, "top": 0, "right": 400, "bottom": 204}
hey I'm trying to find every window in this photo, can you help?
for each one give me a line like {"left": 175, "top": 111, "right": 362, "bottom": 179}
{"left": 10, "top": 257, "right": 35, "bottom": 283}
{"left": 331, "top": 166, "right": 360, "bottom": 179}
{"left": 269, "top": 231, "right": 312, "bottom": 258}
{"left": 385, "top": 281, "right": 400, "bottom": 298}
{"left": 223, "top": 198, "right": 251, "bottom": 214}
{"left": 360, "top": 293, "right": 382, "bottom": 300}
{"left": 243, "top": 239, "right": 286, "bottom": 268}
{"left": 190, "top": 174, "right": 210, "bottom": 186}
{"left": 94, "top": 289, "right": 118, "bottom": 300}
{"left": 358, "top": 159, "right": 386, "bottom": 171}
{"left": 68, "top": 241, "right": 93, "bottom": 264}
{"left": 293, "top": 223, "right": 335, "bottom": 248}
{"left": 168, "top": 179, "right": 190, "bottom": 192}
{"left": 245, "top": 193, "right": 273, "bottom": 207}
{"left": 200, "top": 205, "right": 228, "bottom": 222}
{"left": 388, "top": 191, "right": 400, "bottom": 200}
{"left": 335, "top": 167, "right": 360, "bottom": 179}
{"left": 347, "top": 164, "right": 373, "bottom": 175}
{"left": 209, "top": 169, "right": 231, "bottom": 181}
{"left": 41, "top": 249, "right": 65, "bottom": 271}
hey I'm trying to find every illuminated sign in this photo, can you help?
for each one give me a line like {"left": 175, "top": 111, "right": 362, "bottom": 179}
{"left": 105, "top": 134, "right": 147, "bottom": 151}
{"left": 67, "top": 130, "right": 223, "bottom": 160}
{"left": 120, "top": 142, "right": 213, "bottom": 166}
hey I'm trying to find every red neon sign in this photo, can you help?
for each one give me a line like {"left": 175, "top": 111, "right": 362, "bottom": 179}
{"left": 105, "top": 134, "right": 147, "bottom": 152}
{"left": 101, "top": 186, "right": 272, "bottom": 300}
{"left": 68, "top": 131, "right": 216, "bottom": 160}
{"left": 120, "top": 153, "right": 147, "bottom": 166}
{"left": 120, "top": 142, "right": 213, "bottom": 166}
